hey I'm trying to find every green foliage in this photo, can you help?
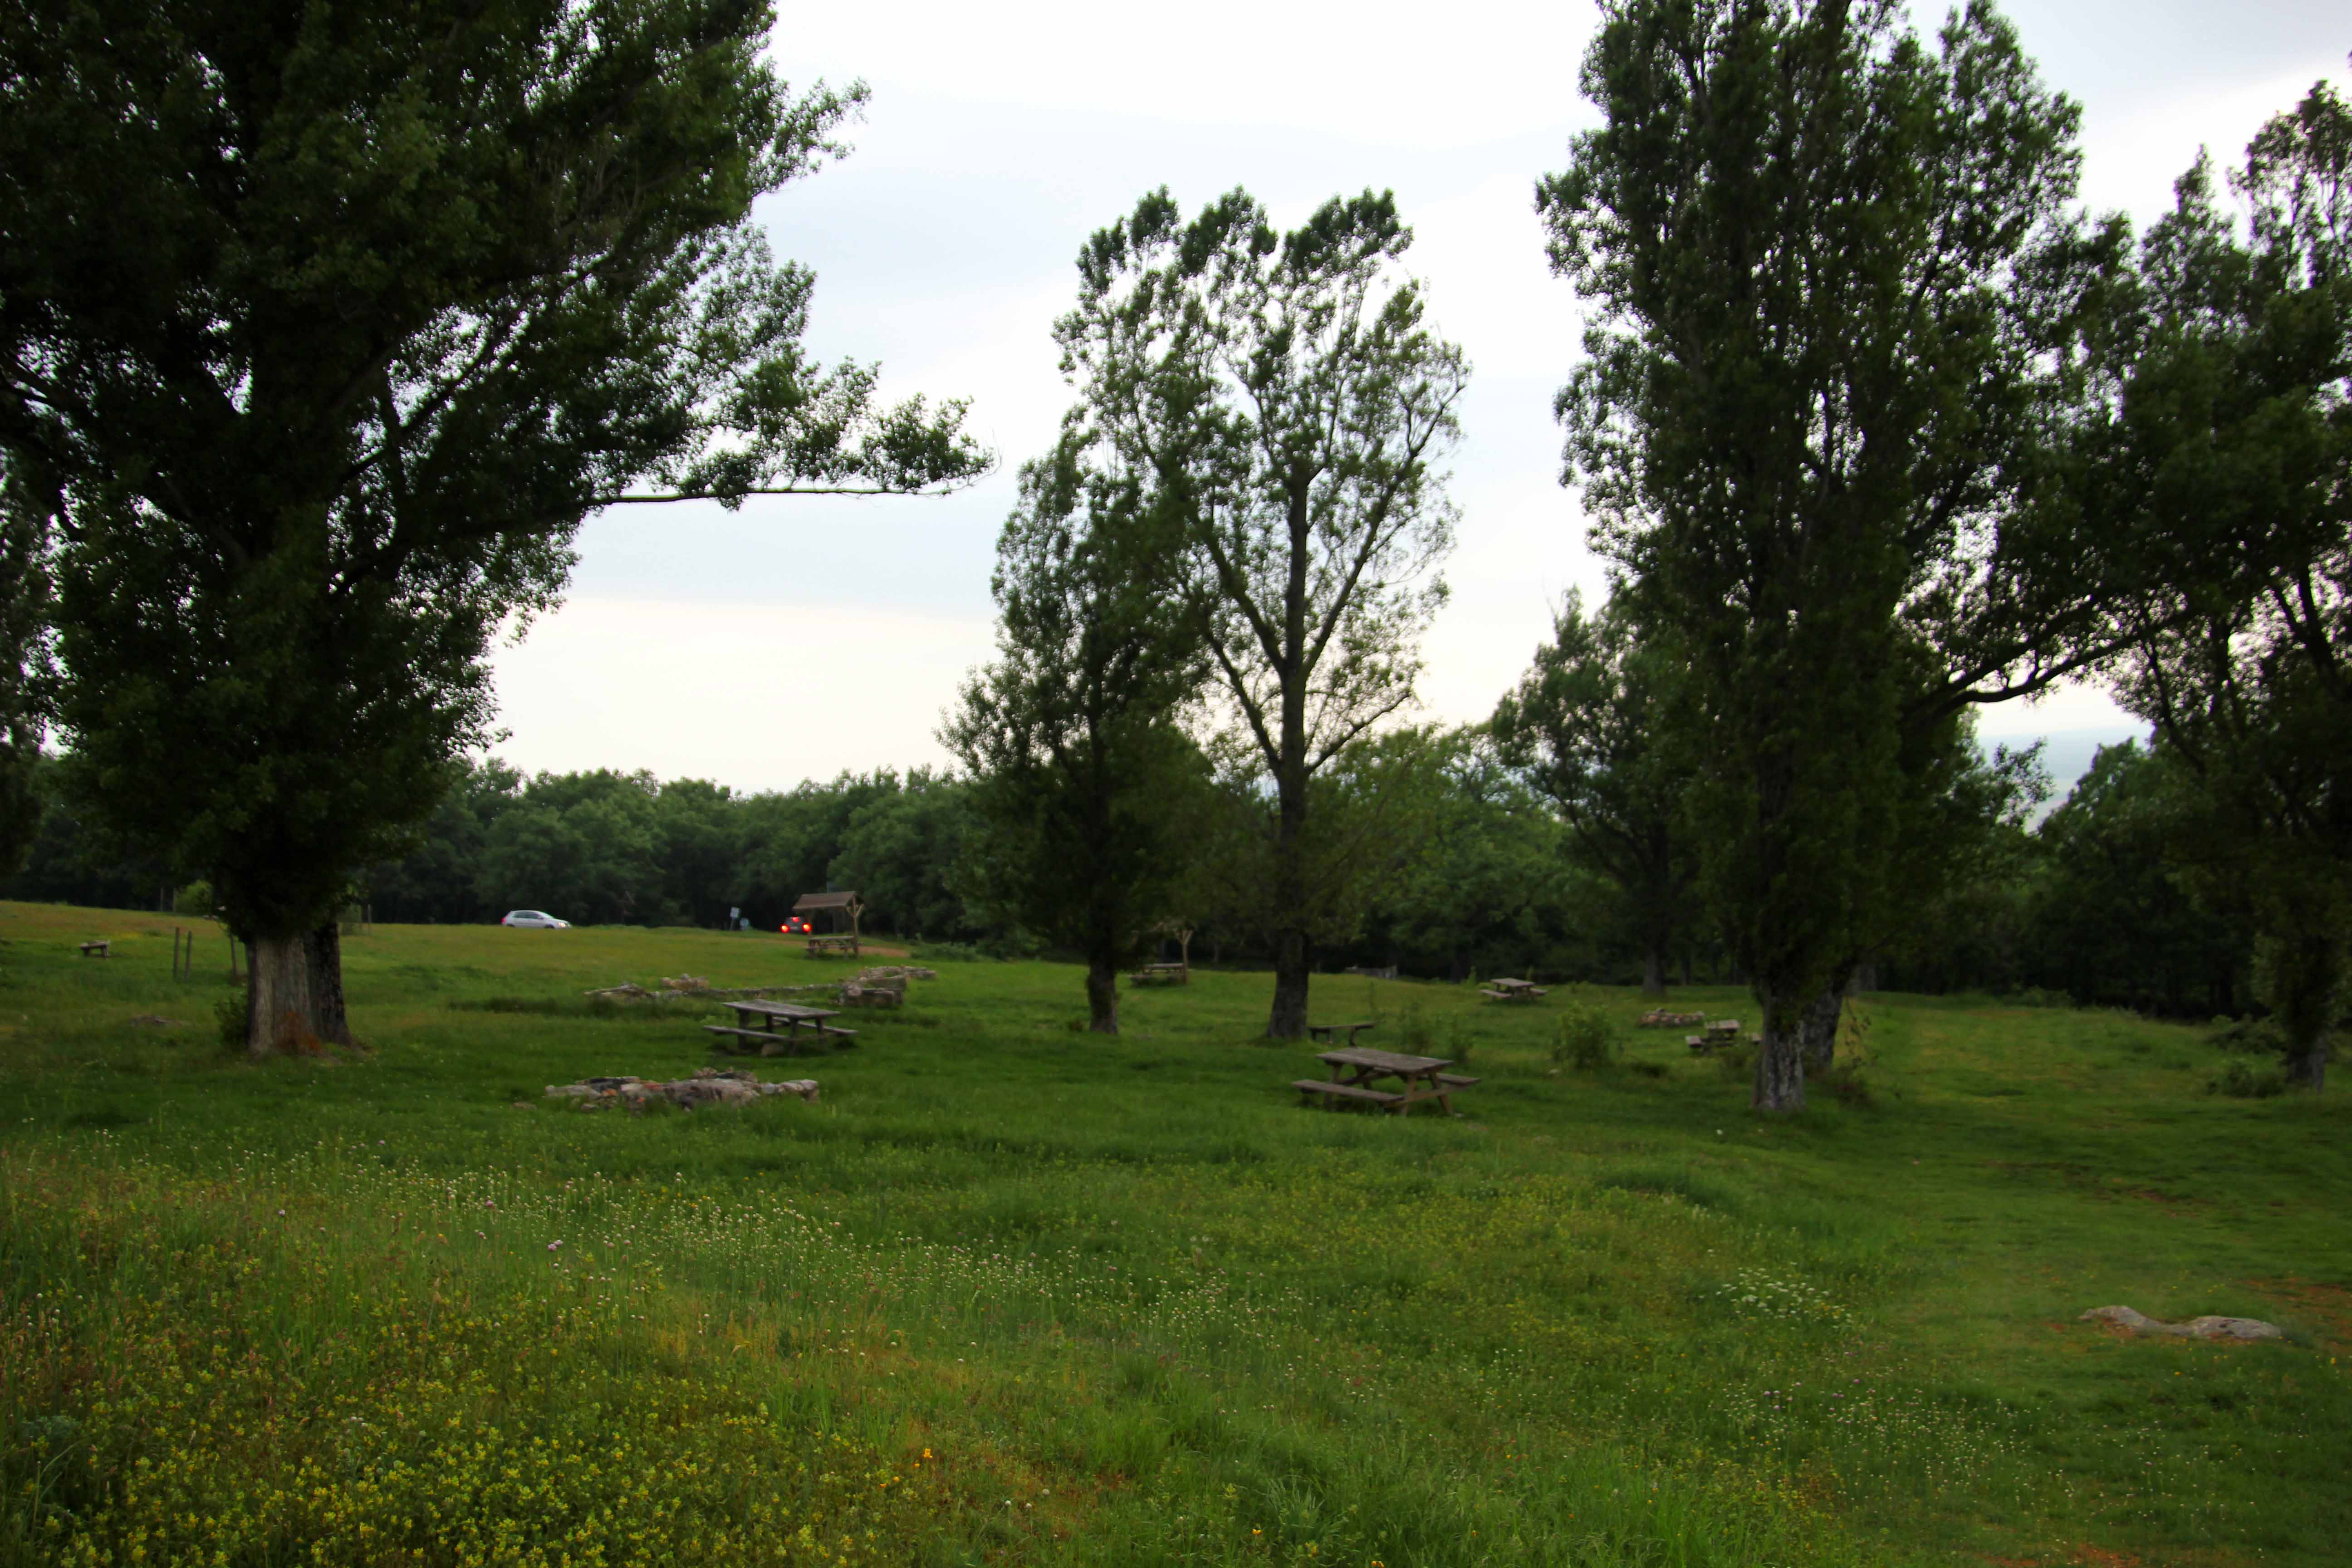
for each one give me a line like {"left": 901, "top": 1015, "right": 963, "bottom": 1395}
{"left": 2025, "top": 743, "right": 2250, "bottom": 1014}
{"left": 2091, "top": 76, "right": 2352, "bottom": 1083}
{"left": 1492, "top": 592, "right": 1694, "bottom": 990}
{"left": 170, "top": 880, "right": 215, "bottom": 918}
{"left": 1053, "top": 186, "right": 1467, "bottom": 1032}
{"left": 1542, "top": 0, "right": 2124, "bottom": 1104}
{"left": 942, "top": 428, "right": 1209, "bottom": 1026}
{"left": 1550, "top": 994, "right": 1617, "bottom": 1071}
{"left": 0, "top": 0, "right": 984, "bottom": 953}
{"left": 2210, "top": 1057, "right": 2291, "bottom": 1099}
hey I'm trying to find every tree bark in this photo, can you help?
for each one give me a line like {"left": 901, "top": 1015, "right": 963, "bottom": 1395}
{"left": 1642, "top": 945, "right": 1666, "bottom": 999}
{"left": 308, "top": 920, "right": 352, "bottom": 1047}
{"left": 1751, "top": 988, "right": 1805, "bottom": 1112}
{"left": 2269, "top": 927, "right": 2337, "bottom": 1092}
{"left": 1085, "top": 959, "right": 1120, "bottom": 1035}
{"left": 1265, "top": 771, "right": 1311, "bottom": 1039}
{"left": 1797, "top": 985, "right": 1843, "bottom": 1074}
{"left": 245, "top": 933, "right": 318, "bottom": 1057}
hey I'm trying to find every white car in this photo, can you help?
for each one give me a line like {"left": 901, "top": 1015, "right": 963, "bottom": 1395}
{"left": 500, "top": 910, "right": 571, "bottom": 929}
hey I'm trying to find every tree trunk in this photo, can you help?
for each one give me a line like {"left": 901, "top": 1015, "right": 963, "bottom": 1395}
{"left": 1085, "top": 959, "right": 1120, "bottom": 1035}
{"left": 1797, "top": 985, "right": 1843, "bottom": 1074}
{"left": 1268, "top": 929, "right": 1311, "bottom": 1038}
{"left": 2268, "top": 926, "right": 2337, "bottom": 1092}
{"left": 308, "top": 920, "right": 352, "bottom": 1047}
{"left": 1751, "top": 987, "right": 1805, "bottom": 1111}
{"left": 1642, "top": 945, "right": 1666, "bottom": 999}
{"left": 1265, "top": 771, "right": 1310, "bottom": 1039}
{"left": 245, "top": 933, "right": 318, "bottom": 1057}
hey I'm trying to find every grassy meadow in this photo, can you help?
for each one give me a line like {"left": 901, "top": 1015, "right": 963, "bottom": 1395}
{"left": 1, "top": 900, "right": 2347, "bottom": 1567}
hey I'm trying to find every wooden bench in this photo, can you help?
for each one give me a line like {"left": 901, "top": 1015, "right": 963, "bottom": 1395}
{"left": 1293, "top": 1078, "right": 1404, "bottom": 1109}
{"left": 1435, "top": 1072, "right": 1480, "bottom": 1088}
{"left": 703, "top": 1023, "right": 857, "bottom": 1056}
{"left": 1306, "top": 1020, "right": 1377, "bottom": 1048}
{"left": 78, "top": 941, "right": 108, "bottom": 958}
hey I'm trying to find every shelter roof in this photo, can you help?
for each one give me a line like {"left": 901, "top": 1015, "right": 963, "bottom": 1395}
{"left": 792, "top": 891, "right": 862, "bottom": 911}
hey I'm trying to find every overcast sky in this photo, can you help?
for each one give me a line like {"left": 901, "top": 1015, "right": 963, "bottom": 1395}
{"left": 485, "top": 0, "right": 2348, "bottom": 794}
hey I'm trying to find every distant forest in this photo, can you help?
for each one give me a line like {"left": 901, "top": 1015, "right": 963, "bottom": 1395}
{"left": 5, "top": 737, "right": 2249, "bottom": 1018}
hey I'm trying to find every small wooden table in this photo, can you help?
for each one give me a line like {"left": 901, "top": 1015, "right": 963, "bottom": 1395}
{"left": 1295, "top": 1046, "right": 1477, "bottom": 1116}
{"left": 705, "top": 998, "right": 857, "bottom": 1056}
{"left": 1480, "top": 976, "right": 1547, "bottom": 1002}
{"left": 806, "top": 934, "right": 860, "bottom": 958}
{"left": 78, "top": 940, "right": 109, "bottom": 958}
{"left": 1129, "top": 961, "right": 1189, "bottom": 985}
{"left": 1305, "top": 1020, "right": 1377, "bottom": 1048}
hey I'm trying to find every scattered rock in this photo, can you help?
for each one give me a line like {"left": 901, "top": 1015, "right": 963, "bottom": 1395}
{"left": 544, "top": 1069, "right": 819, "bottom": 1112}
{"left": 583, "top": 982, "right": 657, "bottom": 1000}
{"left": 661, "top": 974, "right": 710, "bottom": 992}
{"left": 2080, "top": 1305, "right": 2284, "bottom": 1341}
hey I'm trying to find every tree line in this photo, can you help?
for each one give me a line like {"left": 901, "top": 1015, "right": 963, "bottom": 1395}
{"left": 1, "top": 722, "right": 2254, "bottom": 1026}
{"left": 0, "top": 0, "right": 2341, "bottom": 1099}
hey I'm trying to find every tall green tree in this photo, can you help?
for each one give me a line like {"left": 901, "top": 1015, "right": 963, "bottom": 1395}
{"left": 2098, "top": 74, "right": 2352, "bottom": 1087}
{"left": 1540, "top": 0, "right": 2121, "bottom": 1107}
{"left": 1052, "top": 188, "right": 1465, "bottom": 1037}
{"left": 0, "top": 0, "right": 984, "bottom": 1053}
{"left": 1490, "top": 591, "right": 1692, "bottom": 996}
{"left": 946, "top": 439, "right": 1207, "bottom": 1033}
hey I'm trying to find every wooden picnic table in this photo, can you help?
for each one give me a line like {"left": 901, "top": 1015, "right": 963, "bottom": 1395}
{"left": 1480, "top": 976, "right": 1548, "bottom": 1002}
{"left": 1129, "top": 961, "right": 1189, "bottom": 985}
{"left": 705, "top": 997, "right": 858, "bottom": 1057}
{"left": 1305, "top": 1019, "right": 1378, "bottom": 1048}
{"left": 1294, "top": 1046, "right": 1478, "bottom": 1116}
{"left": 806, "top": 934, "right": 859, "bottom": 958}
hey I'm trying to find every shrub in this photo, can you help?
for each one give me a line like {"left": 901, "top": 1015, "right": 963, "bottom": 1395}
{"left": 2210, "top": 1058, "right": 2288, "bottom": 1098}
{"left": 1550, "top": 995, "right": 1616, "bottom": 1071}
{"left": 212, "top": 994, "right": 245, "bottom": 1053}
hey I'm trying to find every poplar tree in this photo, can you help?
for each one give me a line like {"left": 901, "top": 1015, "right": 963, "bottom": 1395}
{"left": 1052, "top": 188, "right": 1465, "bottom": 1037}
{"left": 0, "top": 0, "right": 983, "bottom": 1052}
{"left": 945, "top": 434, "right": 1208, "bottom": 1035}
{"left": 2102, "top": 76, "right": 2352, "bottom": 1089}
{"left": 1541, "top": 0, "right": 2121, "bottom": 1107}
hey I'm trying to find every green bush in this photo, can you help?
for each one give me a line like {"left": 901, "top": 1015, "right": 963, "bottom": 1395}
{"left": 1550, "top": 995, "right": 1616, "bottom": 1071}
{"left": 2210, "top": 1057, "right": 2289, "bottom": 1098}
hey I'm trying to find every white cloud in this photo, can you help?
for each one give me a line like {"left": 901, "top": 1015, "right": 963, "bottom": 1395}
{"left": 486, "top": 598, "right": 992, "bottom": 790}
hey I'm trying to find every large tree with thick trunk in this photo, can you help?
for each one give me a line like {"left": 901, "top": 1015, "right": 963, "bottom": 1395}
{"left": 2098, "top": 75, "right": 2352, "bottom": 1090}
{"left": 1051, "top": 188, "right": 1464, "bottom": 1038}
{"left": 0, "top": 0, "right": 983, "bottom": 1053}
{"left": 945, "top": 427, "right": 1209, "bottom": 1035}
{"left": 1540, "top": 0, "right": 2127, "bottom": 1109}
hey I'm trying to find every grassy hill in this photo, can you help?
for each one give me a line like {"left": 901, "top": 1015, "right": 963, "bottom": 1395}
{"left": 0, "top": 900, "right": 2345, "bottom": 1566}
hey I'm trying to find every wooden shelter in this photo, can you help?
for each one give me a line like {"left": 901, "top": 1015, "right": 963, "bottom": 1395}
{"left": 792, "top": 890, "right": 864, "bottom": 938}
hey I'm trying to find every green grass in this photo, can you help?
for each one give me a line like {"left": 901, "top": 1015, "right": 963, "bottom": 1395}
{"left": 1, "top": 902, "right": 2347, "bottom": 1567}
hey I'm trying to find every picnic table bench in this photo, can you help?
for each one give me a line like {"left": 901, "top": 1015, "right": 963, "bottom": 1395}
{"left": 1480, "top": 976, "right": 1547, "bottom": 1003}
{"left": 806, "top": 934, "right": 859, "bottom": 958}
{"left": 705, "top": 998, "right": 858, "bottom": 1057}
{"left": 1294, "top": 1046, "right": 1477, "bottom": 1117}
{"left": 1686, "top": 1019, "right": 1746, "bottom": 1051}
{"left": 1305, "top": 1020, "right": 1377, "bottom": 1049}
{"left": 78, "top": 940, "right": 109, "bottom": 958}
{"left": 1129, "top": 961, "right": 1189, "bottom": 985}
